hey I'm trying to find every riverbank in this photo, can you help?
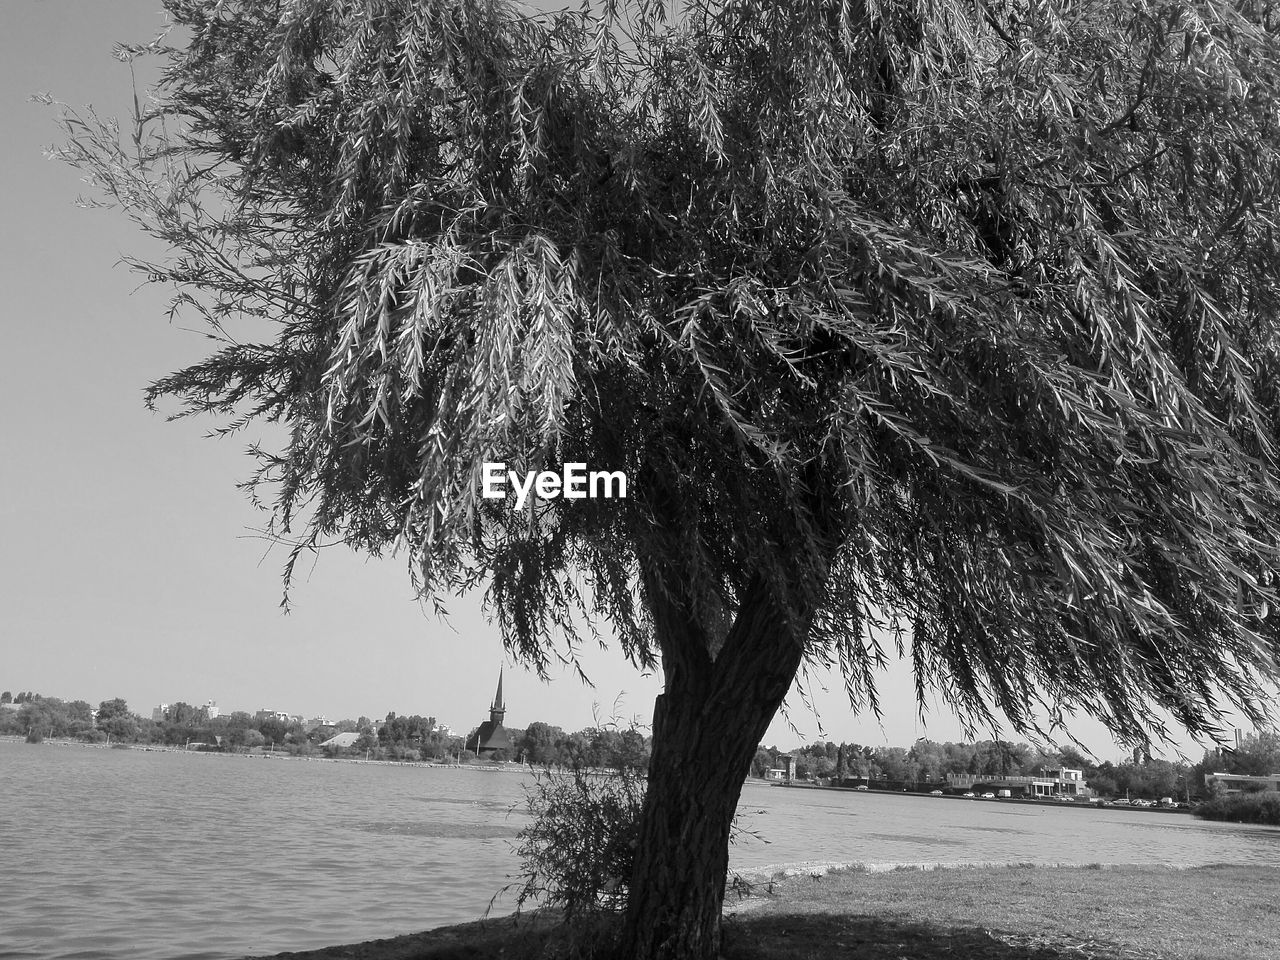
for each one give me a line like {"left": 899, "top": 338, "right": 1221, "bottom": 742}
{"left": 1195, "top": 792, "right": 1280, "bottom": 825}
{"left": 0, "top": 735, "right": 520, "bottom": 771}
{"left": 245, "top": 863, "right": 1279, "bottom": 960}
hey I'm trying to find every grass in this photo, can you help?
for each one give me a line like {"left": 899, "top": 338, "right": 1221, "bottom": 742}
{"left": 245, "top": 864, "right": 1280, "bottom": 960}
{"left": 722, "top": 863, "right": 1279, "bottom": 960}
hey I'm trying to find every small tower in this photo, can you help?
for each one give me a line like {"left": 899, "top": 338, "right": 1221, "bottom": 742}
{"left": 489, "top": 669, "right": 506, "bottom": 725}
{"left": 473, "top": 667, "right": 513, "bottom": 758}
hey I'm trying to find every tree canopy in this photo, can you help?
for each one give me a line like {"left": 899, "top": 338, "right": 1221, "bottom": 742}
{"left": 64, "top": 0, "right": 1280, "bottom": 745}
{"left": 59, "top": 0, "right": 1280, "bottom": 955}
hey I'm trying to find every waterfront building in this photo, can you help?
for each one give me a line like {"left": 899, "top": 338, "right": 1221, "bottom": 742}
{"left": 152, "top": 703, "right": 170, "bottom": 722}
{"left": 946, "top": 767, "right": 1089, "bottom": 798}
{"left": 1204, "top": 772, "right": 1280, "bottom": 795}
{"left": 471, "top": 670, "right": 513, "bottom": 757}
{"left": 1039, "top": 766, "right": 1087, "bottom": 794}
{"left": 203, "top": 700, "right": 220, "bottom": 720}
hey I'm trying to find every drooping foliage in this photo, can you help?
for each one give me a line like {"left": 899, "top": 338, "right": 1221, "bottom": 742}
{"left": 59, "top": 0, "right": 1280, "bottom": 747}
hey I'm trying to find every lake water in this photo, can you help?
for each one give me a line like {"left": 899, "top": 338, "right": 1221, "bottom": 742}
{"left": 3, "top": 739, "right": 1279, "bottom": 960}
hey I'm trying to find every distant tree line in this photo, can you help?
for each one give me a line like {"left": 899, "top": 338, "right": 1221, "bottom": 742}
{"left": 1192, "top": 731, "right": 1280, "bottom": 785}
{"left": 0, "top": 690, "right": 650, "bottom": 770}
{"left": 751, "top": 733, "right": 1280, "bottom": 802}
{"left": 505, "top": 722, "right": 651, "bottom": 770}
{"left": 7, "top": 686, "right": 1271, "bottom": 796}
{"left": 751, "top": 739, "right": 1073, "bottom": 786}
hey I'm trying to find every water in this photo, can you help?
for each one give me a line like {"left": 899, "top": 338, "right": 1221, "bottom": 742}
{"left": 730, "top": 782, "right": 1280, "bottom": 870}
{"left": 2, "top": 739, "right": 1278, "bottom": 960}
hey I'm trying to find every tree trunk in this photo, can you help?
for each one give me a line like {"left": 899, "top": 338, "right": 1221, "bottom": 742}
{"left": 622, "top": 578, "right": 808, "bottom": 960}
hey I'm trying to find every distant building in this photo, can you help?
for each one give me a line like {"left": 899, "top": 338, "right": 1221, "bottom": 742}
{"left": 471, "top": 670, "right": 513, "bottom": 757}
{"left": 152, "top": 704, "right": 170, "bottom": 722}
{"left": 1205, "top": 772, "right": 1280, "bottom": 795}
{"left": 254, "top": 709, "right": 293, "bottom": 724}
{"left": 1039, "top": 766, "right": 1087, "bottom": 795}
{"left": 303, "top": 716, "right": 333, "bottom": 734}
{"left": 431, "top": 722, "right": 453, "bottom": 737}
{"left": 321, "top": 731, "right": 361, "bottom": 749}
{"left": 203, "top": 700, "right": 220, "bottom": 720}
{"left": 946, "top": 767, "right": 1089, "bottom": 798}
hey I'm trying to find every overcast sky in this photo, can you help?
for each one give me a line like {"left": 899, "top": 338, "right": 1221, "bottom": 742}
{"left": 0, "top": 1, "right": 1249, "bottom": 763}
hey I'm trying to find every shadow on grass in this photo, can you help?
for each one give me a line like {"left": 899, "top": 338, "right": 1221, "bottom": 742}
{"left": 723, "top": 912, "right": 1156, "bottom": 960}
{"left": 248, "top": 909, "right": 1157, "bottom": 960}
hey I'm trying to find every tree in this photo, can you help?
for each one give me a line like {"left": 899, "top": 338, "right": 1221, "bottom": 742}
{"left": 518, "top": 721, "right": 567, "bottom": 765}
{"left": 59, "top": 1, "right": 1280, "bottom": 957}
{"left": 909, "top": 739, "right": 947, "bottom": 783}
{"left": 1, "top": 691, "right": 11, "bottom": 704}
{"left": 257, "top": 717, "right": 290, "bottom": 746}
{"left": 239, "top": 728, "right": 266, "bottom": 750}
{"left": 166, "top": 701, "right": 205, "bottom": 726}
{"left": 1196, "top": 730, "right": 1280, "bottom": 780}
{"left": 874, "top": 746, "right": 915, "bottom": 785}
{"left": 96, "top": 698, "right": 137, "bottom": 741}
{"left": 18, "top": 700, "right": 58, "bottom": 740}
{"left": 750, "top": 746, "right": 777, "bottom": 778}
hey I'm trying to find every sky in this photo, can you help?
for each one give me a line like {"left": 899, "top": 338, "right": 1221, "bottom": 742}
{"left": 0, "top": 1, "right": 1252, "bottom": 764}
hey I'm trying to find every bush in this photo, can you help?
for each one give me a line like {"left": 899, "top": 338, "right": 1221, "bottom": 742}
{"left": 507, "top": 766, "right": 645, "bottom": 922}
{"left": 1194, "top": 792, "right": 1280, "bottom": 825}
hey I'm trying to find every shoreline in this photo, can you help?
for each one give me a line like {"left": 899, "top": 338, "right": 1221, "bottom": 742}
{"left": 0, "top": 739, "right": 1201, "bottom": 805}
{"left": 0, "top": 735, "right": 525, "bottom": 772}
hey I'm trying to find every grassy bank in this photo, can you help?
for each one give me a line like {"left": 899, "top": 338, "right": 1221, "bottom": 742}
{"left": 1195, "top": 793, "right": 1280, "bottom": 825}
{"left": 246, "top": 863, "right": 1279, "bottom": 960}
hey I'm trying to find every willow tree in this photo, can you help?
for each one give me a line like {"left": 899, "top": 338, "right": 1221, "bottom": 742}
{"left": 61, "top": 0, "right": 1280, "bottom": 956}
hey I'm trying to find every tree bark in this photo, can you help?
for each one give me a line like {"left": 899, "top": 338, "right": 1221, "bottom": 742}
{"left": 622, "top": 577, "right": 808, "bottom": 960}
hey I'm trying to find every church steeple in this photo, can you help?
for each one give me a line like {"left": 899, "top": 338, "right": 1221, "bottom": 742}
{"left": 489, "top": 668, "right": 505, "bottom": 723}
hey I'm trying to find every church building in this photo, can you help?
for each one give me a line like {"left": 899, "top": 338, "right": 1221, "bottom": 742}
{"left": 472, "top": 669, "right": 513, "bottom": 758}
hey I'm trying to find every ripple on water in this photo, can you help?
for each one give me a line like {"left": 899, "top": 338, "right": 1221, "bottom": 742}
{"left": 864, "top": 832, "right": 969, "bottom": 847}
{"left": 361, "top": 820, "right": 522, "bottom": 839}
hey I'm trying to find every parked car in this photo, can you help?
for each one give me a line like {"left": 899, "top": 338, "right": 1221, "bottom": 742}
{"left": 930, "top": 789, "right": 944, "bottom": 795}
{"left": 980, "top": 792, "right": 996, "bottom": 799}
{"left": 1111, "top": 798, "right": 1129, "bottom": 805}
{"left": 855, "top": 784, "right": 869, "bottom": 791}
